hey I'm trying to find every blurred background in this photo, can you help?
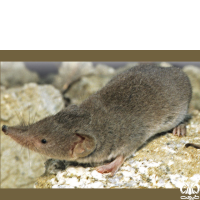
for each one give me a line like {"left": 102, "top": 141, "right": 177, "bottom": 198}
{"left": 25, "top": 62, "right": 200, "bottom": 77}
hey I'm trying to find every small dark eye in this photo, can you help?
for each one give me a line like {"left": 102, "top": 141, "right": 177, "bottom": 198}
{"left": 41, "top": 139, "right": 47, "bottom": 144}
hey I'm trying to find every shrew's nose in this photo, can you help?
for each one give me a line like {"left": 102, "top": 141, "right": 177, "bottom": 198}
{"left": 2, "top": 125, "right": 8, "bottom": 133}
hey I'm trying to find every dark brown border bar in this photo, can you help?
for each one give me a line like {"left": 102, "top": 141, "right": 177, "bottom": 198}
{"left": 0, "top": 189, "right": 180, "bottom": 200}
{"left": 0, "top": 50, "right": 199, "bottom": 61}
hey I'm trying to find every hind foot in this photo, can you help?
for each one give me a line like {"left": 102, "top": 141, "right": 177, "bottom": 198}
{"left": 172, "top": 123, "right": 186, "bottom": 137}
{"left": 96, "top": 155, "right": 124, "bottom": 176}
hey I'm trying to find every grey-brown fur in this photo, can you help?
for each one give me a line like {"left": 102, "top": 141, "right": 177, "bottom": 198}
{"left": 2, "top": 64, "right": 192, "bottom": 173}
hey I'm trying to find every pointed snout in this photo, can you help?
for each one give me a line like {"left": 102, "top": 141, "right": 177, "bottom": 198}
{"left": 2, "top": 125, "right": 8, "bottom": 134}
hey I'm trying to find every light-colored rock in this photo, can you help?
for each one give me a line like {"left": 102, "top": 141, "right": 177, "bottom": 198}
{"left": 159, "top": 62, "right": 173, "bottom": 68}
{"left": 115, "top": 62, "right": 138, "bottom": 74}
{"left": 1, "top": 83, "right": 65, "bottom": 188}
{"left": 52, "top": 62, "right": 95, "bottom": 91}
{"left": 95, "top": 64, "right": 115, "bottom": 75}
{"left": 1, "top": 62, "right": 39, "bottom": 88}
{"left": 64, "top": 74, "right": 114, "bottom": 105}
{"left": 53, "top": 62, "right": 117, "bottom": 105}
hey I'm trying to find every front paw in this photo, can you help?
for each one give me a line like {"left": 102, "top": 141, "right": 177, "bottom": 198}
{"left": 43, "top": 159, "right": 67, "bottom": 176}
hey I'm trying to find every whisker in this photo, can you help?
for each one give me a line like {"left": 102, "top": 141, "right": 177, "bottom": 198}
{"left": 32, "top": 110, "right": 37, "bottom": 125}
{"left": 28, "top": 148, "right": 32, "bottom": 168}
{"left": 19, "top": 144, "right": 25, "bottom": 155}
{"left": 19, "top": 110, "right": 27, "bottom": 127}
{"left": 32, "top": 145, "right": 46, "bottom": 162}
{"left": 14, "top": 109, "right": 26, "bottom": 127}
{"left": 28, "top": 106, "right": 31, "bottom": 127}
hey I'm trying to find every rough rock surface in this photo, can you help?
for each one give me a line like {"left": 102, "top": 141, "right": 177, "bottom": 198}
{"left": 64, "top": 74, "right": 114, "bottom": 105}
{"left": 52, "top": 62, "right": 95, "bottom": 91}
{"left": 1, "top": 62, "right": 39, "bottom": 88}
{"left": 1, "top": 83, "right": 64, "bottom": 188}
{"left": 53, "top": 62, "right": 116, "bottom": 105}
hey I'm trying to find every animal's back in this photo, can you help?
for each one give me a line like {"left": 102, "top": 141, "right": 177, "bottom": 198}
{"left": 97, "top": 65, "right": 191, "bottom": 127}
{"left": 98, "top": 65, "right": 191, "bottom": 113}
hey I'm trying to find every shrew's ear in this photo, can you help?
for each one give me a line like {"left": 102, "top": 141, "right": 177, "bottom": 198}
{"left": 72, "top": 133, "right": 96, "bottom": 158}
